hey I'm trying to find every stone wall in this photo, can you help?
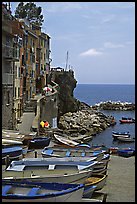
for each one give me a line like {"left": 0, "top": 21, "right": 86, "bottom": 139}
{"left": 2, "top": 85, "right": 15, "bottom": 129}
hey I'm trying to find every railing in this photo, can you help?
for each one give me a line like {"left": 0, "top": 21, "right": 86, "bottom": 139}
{"left": 2, "top": 73, "right": 13, "bottom": 85}
{"left": 2, "top": 44, "right": 20, "bottom": 60}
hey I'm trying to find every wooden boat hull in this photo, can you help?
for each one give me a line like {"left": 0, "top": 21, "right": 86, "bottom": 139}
{"left": 117, "top": 136, "right": 135, "bottom": 142}
{"left": 28, "top": 137, "right": 51, "bottom": 149}
{"left": 112, "top": 131, "right": 130, "bottom": 138}
{"left": 2, "top": 181, "right": 84, "bottom": 202}
{"left": 83, "top": 185, "right": 96, "bottom": 198}
{"left": 2, "top": 146, "right": 23, "bottom": 164}
{"left": 53, "top": 133, "right": 79, "bottom": 147}
{"left": 41, "top": 147, "right": 105, "bottom": 161}
{"left": 2, "top": 139, "right": 23, "bottom": 145}
{"left": 2, "top": 170, "right": 92, "bottom": 184}
{"left": 84, "top": 174, "right": 108, "bottom": 191}
{"left": 117, "top": 148, "right": 135, "bottom": 157}
{"left": 2, "top": 158, "right": 93, "bottom": 183}
{"left": 119, "top": 117, "right": 135, "bottom": 123}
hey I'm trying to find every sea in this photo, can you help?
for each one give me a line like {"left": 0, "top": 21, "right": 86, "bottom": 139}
{"left": 74, "top": 84, "right": 135, "bottom": 149}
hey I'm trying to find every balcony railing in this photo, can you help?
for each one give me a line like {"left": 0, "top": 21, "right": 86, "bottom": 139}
{"left": 2, "top": 73, "right": 13, "bottom": 85}
{"left": 2, "top": 44, "right": 20, "bottom": 60}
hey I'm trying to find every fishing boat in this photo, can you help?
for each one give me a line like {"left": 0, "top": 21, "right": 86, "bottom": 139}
{"left": 119, "top": 117, "right": 135, "bottom": 124}
{"left": 84, "top": 174, "right": 108, "bottom": 191}
{"left": 2, "top": 146, "right": 23, "bottom": 164}
{"left": 28, "top": 137, "right": 51, "bottom": 149}
{"left": 2, "top": 130, "right": 25, "bottom": 143}
{"left": 94, "top": 154, "right": 110, "bottom": 169}
{"left": 2, "top": 158, "right": 93, "bottom": 184}
{"left": 92, "top": 165, "right": 107, "bottom": 176}
{"left": 112, "top": 131, "right": 130, "bottom": 139}
{"left": 4, "top": 157, "right": 98, "bottom": 171}
{"left": 53, "top": 133, "right": 80, "bottom": 147}
{"left": 41, "top": 147, "right": 106, "bottom": 161}
{"left": 117, "top": 148, "right": 135, "bottom": 157}
{"left": 2, "top": 180, "right": 84, "bottom": 202}
{"left": 2, "top": 138, "right": 23, "bottom": 146}
{"left": 116, "top": 136, "right": 135, "bottom": 142}
{"left": 83, "top": 185, "right": 97, "bottom": 199}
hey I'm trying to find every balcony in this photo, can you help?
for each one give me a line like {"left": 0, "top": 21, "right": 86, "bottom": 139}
{"left": 2, "top": 17, "right": 14, "bottom": 36}
{"left": 2, "top": 44, "right": 20, "bottom": 61}
{"left": 2, "top": 73, "right": 13, "bottom": 85}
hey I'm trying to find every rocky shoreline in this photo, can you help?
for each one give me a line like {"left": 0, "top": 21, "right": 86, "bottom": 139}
{"left": 53, "top": 101, "right": 134, "bottom": 143}
{"left": 55, "top": 102, "right": 115, "bottom": 143}
{"left": 91, "top": 101, "right": 135, "bottom": 111}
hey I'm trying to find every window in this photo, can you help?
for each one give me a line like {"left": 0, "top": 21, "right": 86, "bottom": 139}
{"left": 18, "top": 87, "right": 20, "bottom": 98}
{"left": 44, "top": 53, "right": 46, "bottom": 61}
{"left": 7, "top": 91, "right": 10, "bottom": 104}
{"left": 30, "top": 38, "right": 33, "bottom": 46}
{"left": 14, "top": 87, "right": 16, "bottom": 98}
{"left": 18, "top": 66, "right": 21, "bottom": 78}
{"left": 26, "top": 51, "right": 28, "bottom": 61}
{"left": 41, "top": 39, "right": 43, "bottom": 46}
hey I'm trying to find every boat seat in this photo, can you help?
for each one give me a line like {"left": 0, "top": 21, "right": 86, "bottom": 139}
{"left": 27, "top": 187, "right": 40, "bottom": 196}
{"left": 66, "top": 151, "right": 71, "bottom": 157}
{"left": 45, "top": 149, "right": 53, "bottom": 155}
{"left": 81, "top": 152, "right": 86, "bottom": 157}
{"left": 48, "top": 165, "right": 55, "bottom": 170}
{"left": 2, "top": 185, "right": 12, "bottom": 195}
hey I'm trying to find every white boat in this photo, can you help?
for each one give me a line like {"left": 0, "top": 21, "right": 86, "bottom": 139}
{"left": 112, "top": 131, "right": 130, "bottom": 140}
{"left": 5, "top": 157, "right": 98, "bottom": 170}
{"left": 92, "top": 166, "right": 107, "bottom": 176}
{"left": 116, "top": 136, "right": 135, "bottom": 142}
{"left": 41, "top": 147, "right": 106, "bottom": 161}
{"left": 2, "top": 139, "right": 23, "bottom": 145}
{"left": 53, "top": 133, "right": 80, "bottom": 147}
{"left": 2, "top": 158, "right": 93, "bottom": 184}
{"left": 2, "top": 146, "right": 23, "bottom": 164}
{"left": 2, "top": 180, "right": 84, "bottom": 202}
{"left": 83, "top": 185, "right": 97, "bottom": 199}
{"left": 84, "top": 174, "right": 108, "bottom": 191}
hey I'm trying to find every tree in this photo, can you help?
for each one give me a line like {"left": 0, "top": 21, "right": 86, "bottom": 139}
{"left": 14, "top": 2, "right": 44, "bottom": 26}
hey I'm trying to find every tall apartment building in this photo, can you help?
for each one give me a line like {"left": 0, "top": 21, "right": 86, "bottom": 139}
{"left": 2, "top": 3, "right": 23, "bottom": 129}
{"left": 2, "top": 3, "right": 52, "bottom": 130}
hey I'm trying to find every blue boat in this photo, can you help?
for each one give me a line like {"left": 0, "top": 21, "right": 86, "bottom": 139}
{"left": 112, "top": 131, "right": 130, "bottom": 140}
{"left": 28, "top": 137, "right": 51, "bottom": 149}
{"left": 83, "top": 185, "right": 97, "bottom": 198}
{"left": 2, "top": 146, "right": 23, "bottom": 164}
{"left": 117, "top": 148, "right": 135, "bottom": 157}
{"left": 112, "top": 131, "right": 130, "bottom": 136}
{"left": 2, "top": 180, "right": 84, "bottom": 202}
{"left": 41, "top": 146, "right": 106, "bottom": 161}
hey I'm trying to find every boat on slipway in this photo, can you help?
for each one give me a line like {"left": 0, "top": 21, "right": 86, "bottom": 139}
{"left": 117, "top": 148, "right": 135, "bottom": 157}
{"left": 41, "top": 147, "right": 106, "bottom": 162}
{"left": 84, "top": 174, "right": 108, "bottom": 192}
{"left": 2, "top": 180, "right": 84, "bottom": 202}
{"left": 28, "top": 137, "right": 51, "bottom": 149}
{"left": 2, "top": 146, "right": 23, "bottom": 164}
{"left": 2, "top": 158, "right": 93, "bottom": 184}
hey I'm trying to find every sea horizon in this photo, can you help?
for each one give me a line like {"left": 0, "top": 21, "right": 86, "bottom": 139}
{"left": 74, "top": 83, "right": 135, "bottom": 106}
{"left": 76, "top": 83, "right": 135, "bottom": 85}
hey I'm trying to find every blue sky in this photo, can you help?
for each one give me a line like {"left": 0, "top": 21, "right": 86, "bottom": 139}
{"left": 10, "top": 2, "right": 135, "bottom": 84}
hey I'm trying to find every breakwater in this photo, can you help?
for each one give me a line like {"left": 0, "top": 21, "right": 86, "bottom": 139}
{"left": 91, "top": 101, "right": 135, "bottom": 111}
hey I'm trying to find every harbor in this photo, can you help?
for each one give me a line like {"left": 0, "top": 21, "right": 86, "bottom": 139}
{"left": 2, "top": 2, "right": 135, "bottom": 202}
{"left": 2, "top": 138, "right": 135, "bottom": 202}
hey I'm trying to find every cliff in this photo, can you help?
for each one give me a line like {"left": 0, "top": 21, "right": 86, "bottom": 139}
{"left": 51, "top": 69, "right": 81, "bottom": 118}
